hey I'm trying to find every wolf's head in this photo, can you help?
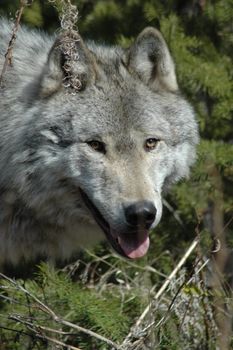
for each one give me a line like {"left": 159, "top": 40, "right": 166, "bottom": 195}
{"left": 10, "top": 27, "right": 199, "bottom": 259}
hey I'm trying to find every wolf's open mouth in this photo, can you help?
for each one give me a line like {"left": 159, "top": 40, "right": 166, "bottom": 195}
{"left": 79, "top": 189, "right": 150, "bottom": 259}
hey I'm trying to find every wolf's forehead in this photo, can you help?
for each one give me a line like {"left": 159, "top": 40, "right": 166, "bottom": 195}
{"left": 71, "top": 82, "right": 173, "bottom": 138}
{"left": 89, "top": 43, "right": 134, "bottom": 85}
{"left": 73, "top": 97, "right": 171, "bottom": 141}
{"left": 89, "top": 43, "right": 125, "bottom": 69}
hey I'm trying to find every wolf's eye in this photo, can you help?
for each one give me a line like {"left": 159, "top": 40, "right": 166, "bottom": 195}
{"left": 145, "top": 138, "right": 159, "bottom": 151}
{"left": 87, "top": 140, "right": 106, "bottom": 154}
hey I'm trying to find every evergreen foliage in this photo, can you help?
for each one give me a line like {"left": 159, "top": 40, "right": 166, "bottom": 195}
{"left": 0, "top": 1, "right": 232, "bottom": 349}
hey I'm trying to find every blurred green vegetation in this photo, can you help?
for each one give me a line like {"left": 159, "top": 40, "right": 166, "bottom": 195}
{"left": 0, "top": 0, "right": 232, "bottom": 349}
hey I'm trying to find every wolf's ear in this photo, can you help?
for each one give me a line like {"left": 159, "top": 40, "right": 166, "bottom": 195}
{"left": 39, "top": 33, "right": 97, "bottom": 97}
{"left": 127, "top": 27, "right": 178, "bottom": 92}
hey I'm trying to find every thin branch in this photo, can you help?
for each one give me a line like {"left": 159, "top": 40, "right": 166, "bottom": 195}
{"left": 122, "top": 253, "right": 212, "bottom": 349}
{"left": 10, "top": 316, "right": 82, "bottom": 350}
{"left": 59, "top": 319, "right": 119, "bottom": 349}
{"left": 134, "top": 257, "right": 206, "bottom": 338}
{"left": 162, "top": 198, "right": 184, "bottom": 226}
{"left": 0, "top": 324, "right": 33, "bottom": 338}
{"left": 0, "top": 272, "right": 58, "bottom": 319}
{"left": 138, "top": 237, "right": 199, "bottom": 324}
{"left": 0, "top": 1, "right": 33, "bottom": 86}
{"left": 121, "top": 236, "right": 199, "bottom": 347}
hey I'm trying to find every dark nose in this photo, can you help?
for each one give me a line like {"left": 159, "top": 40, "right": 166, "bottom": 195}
{"left": 125, "top": 201, "right": 157, "bottom": 229}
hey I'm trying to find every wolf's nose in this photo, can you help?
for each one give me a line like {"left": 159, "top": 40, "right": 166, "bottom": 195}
{"left": 125, "top": 201, "right": 156, "bottom": 229}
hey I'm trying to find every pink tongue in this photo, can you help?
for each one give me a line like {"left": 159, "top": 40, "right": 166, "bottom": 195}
{"left": 118, "top": 234, "right": 150, "bottom": 259}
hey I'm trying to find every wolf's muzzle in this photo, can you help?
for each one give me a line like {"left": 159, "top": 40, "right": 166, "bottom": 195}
{"left": 124, "top": 201, "right": 156, "bottom": 229}
{"left": 79, "top": 188, "right": 152, "bottom": 259}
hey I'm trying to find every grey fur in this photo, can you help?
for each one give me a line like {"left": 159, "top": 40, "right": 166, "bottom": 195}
{"left": 0, "top": 19, "right": 199, "bottom": 265}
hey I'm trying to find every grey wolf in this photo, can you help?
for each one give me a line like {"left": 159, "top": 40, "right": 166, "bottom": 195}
{"left": 0, "top": 19, "right": 199, "bottom": 266}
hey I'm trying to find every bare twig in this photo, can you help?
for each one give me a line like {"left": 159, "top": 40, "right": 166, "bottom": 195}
{"left": 11, "top": 315, "right": 82, "bottom": 350}
{"left": 60, "top": 319, "right": 119, "bottom": 349}
{"left": 0, "top": 0, "right": 33, "bottom": 86}
{"left": 137, "top": 238, "right": 199, "bottom": 324}
{"left": 0, "top": 324, "right": 33, "bottom": 338}
{"left": 121, "top": 237, "right": 199, "bottom": 348}
{"left": 0, "top": 272, "right": 58, "bottom": 319}
{"left": 126, "top": 256, "right": 213, "bottom": 349}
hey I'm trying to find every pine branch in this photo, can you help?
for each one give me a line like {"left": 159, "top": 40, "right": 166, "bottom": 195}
{"left": 0, "top": 272, "right": 120, "bottom": 349}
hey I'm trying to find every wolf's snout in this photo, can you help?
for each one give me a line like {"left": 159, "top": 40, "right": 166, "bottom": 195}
{"left": 124, "top": 201, "right": 157, "bottom": 229}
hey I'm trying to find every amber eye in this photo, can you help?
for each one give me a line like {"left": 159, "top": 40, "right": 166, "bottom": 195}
{"left": 87, "top": 140, "right": 106, "bottom": 154}
{"left": 145, "top": 138, "right": 159, "bottom": 151}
